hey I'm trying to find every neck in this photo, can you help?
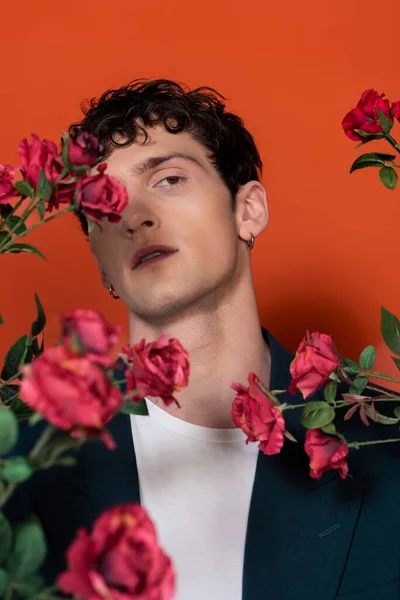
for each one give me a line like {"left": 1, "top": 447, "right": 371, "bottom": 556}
{"left": 128, "top": 270, "right": 270, "bottom": 429}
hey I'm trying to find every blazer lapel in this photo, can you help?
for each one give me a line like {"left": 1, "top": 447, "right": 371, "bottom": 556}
{"left": 242, "top": 329, "right": 365, "bottom": 600}
{"left": 76, "top": 412, "right": 141, "bottom": 520}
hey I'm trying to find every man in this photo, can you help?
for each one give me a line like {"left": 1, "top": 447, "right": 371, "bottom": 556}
{"left": 5, "top": 79, "right": 400, "bottom": 599}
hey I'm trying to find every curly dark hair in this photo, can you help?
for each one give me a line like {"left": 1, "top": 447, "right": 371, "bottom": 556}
{"left": 68, "top": 78, "right": 263, "bottom": 236}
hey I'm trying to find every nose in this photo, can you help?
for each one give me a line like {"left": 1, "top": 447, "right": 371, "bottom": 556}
{"left": 119, "top": 201, "right": 161, "bottom": 238}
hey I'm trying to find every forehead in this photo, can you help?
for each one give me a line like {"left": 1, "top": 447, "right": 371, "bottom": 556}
{"left": 101, "top": 125, "right": 213, "bottom": 175}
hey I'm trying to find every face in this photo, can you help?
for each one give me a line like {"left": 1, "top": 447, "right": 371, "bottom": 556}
{"left": 89, "top": 124, "right": 265, "bottom": 323}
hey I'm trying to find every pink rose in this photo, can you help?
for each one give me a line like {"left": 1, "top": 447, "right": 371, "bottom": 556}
{"left": 122, "top": 334, "right": 190, "bottom": 407}
{"left": 392, "top": 100, "right": 400, "bottom": 121}
{"left": 67, "top": 132, "right": 104, "bottom": 168}
{"left": 77, "top": 163, "right": 128, "bottom": 225}
{"left": 18, "top": 133, "right": 62, "bottom": 188}
{"left": 304, "top": 428, "right": 349, "bottom": 480}
{"left": 57, "top": 504, "right": 175, "bottom": 600}
{"left": 231, "top": 372, "right": 286, "bottom": 455}
{"left": 0, "top": 164, "right": 19, "bottom": 205}
{"left": 342, "top": 89, "right": 392, "bottom": 142}
{"left": 61, "top": 309, "right": 121, "bottom": 366}
{"left": 289, "top": 332, "right": 341, "bottom": 399}
{"left": 20, "top": 345, "right": 123, "bottom": 449}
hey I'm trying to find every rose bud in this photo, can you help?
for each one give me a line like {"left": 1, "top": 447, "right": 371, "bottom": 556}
{"left": 57, "top": 504, "right": 175, "bottom": 600}
{"left": 0, "top": 164, "right": 19, "bottom": 204}
{"left": 76, "top": 163, "right": 128, "bottom": 225}
{"left": 121, "top": 333, "right": 190, "bottom": 407}
{"left": 342, "top": 89, "right": 392, "bottom": 142}
{"left": 231, "top": 372, "right": 286, "bottom": 455}
{"left": 304, "top": 428, "right": 349, "bottom": 480}
{"left": 67, "top": 132, "right": 104, "bottom": 168}
{"left": 20, "top": 345, "right": 123, "bottom": 449}
{"left": 289, "top": 332, "right": 341, "bottom": 399}
{"left": 61, "top": 308, "right": 120, "bottom": 366}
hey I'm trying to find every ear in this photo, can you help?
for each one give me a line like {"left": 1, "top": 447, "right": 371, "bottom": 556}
{"left": 235, "top": 180, "right": 269, "bottom": 244}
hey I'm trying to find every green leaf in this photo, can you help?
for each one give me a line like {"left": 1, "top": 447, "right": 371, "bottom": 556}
{"left": 365, "top": 404, "right": 399, "bottom": 425}
{"left": 0, "top": 568, "right": 9, "bottom": 595}
{"left": 283, "top": 430, "right": 297, "bottom": 443}
{"left": 342, "top": 357, "right": 360, "bottom": 372}
{"left": 10, "top": 397, "right": 33, "bottom": 422}
{"left": 379, "top": 166, "right": 398, "bottom": 190}
{"left": 349, "top": 152, "right": 396, "bottom": 173}
{"left": 7, "top": 521, "right": 47, "bottom": 578}
{"left": 321, "top": 423, "right": 337, "bottom": 436}
{"left": 31, "top": 293, "right": 46, "bottom": 337}
{"left": 0, "top": 513, "right": 13, "bottom": 560}
{"left": 359, "top": 345, "right": 376, "bottom": 370}
{"left": 35, "top": 199, "right": 46, "bottom": 219}
{"left": 2, "top": 457, "right": 33, "bottom": 483}
{"left": 381, "top": 306, "right": 400, "bottom": 355}
{"left": 0, "top": 204, "right": 13, "bottom": 219}
{"left": 375, "top": 152, "right": 397, "bottom": 162}
{"left": 60, "top": 176, "right": 77, "bottom": 184}
{"left": 301, "top": 401, "right": 335, "bottom": 429}
{"left": 0, "top": 384, "right": 19, "bottom": 405}
{"left": 349, "top": 376, "right": 369, "bottom": 395}
{"left": 14, "top": 573, "right": 44, "bottom": 595}
{"left": 60, "top": 131, "right": 70, "bottom": 168}
{"left": 376, "top": 108, "right": 393, "bottom": 135}
{"left": 323, "top": 381, "right": 337, "bottom": 404}
{"left": 120, "top": 399, "right": 149, "bottom": 416}
{"left": 1, "top": 334, "right": 29, "bottom": 380}
{"left": 14, "top": 180, "right": 34, "bottom": 199}
{"left": 392, "top": 356, "right": 400, "bottom": 371}
{"left": 1, "top": 243, "right": 47, "bottom": 260}
{"left": 0, "top": 231, "right": 10, "bottom": 248}
{"left": 0, "top": 405, "right": 18, "bottom": 455}
{"left": 0, "top": 315, "right": 3, "bottom": 325}
{"left": 35, "top": 169, "right": 52, "bottom": 201}
{"left": 353, "top": 129, "right": 385, "bottom": 141}
{"left": 393, "top": 407, "right": 400, "bottom": 419}
{"left": 28, "top": 412, "right": 43, "bottom": 426}
{"left": 6, "top": 215, "right": 27, "bottom": 235}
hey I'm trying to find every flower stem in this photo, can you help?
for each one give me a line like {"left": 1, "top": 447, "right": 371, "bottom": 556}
{"left": 0, "top": 197, "right": 25, "bottom": 232}
{"left": 348, "top": 437, "right": 400, "bottom": 449}
{"left": 4, "top": 581, "right": 15, "bottom": 600}
{"left": 0, "top": 204, "right": 76, "bottom": 252}
{"left": 283, "top": 396, "right": 400, "bottom": 412}
{"left": 29, "top": 585, "right": 59, "bottom": 600}
{"left": 0, "top": 372, "right": 21, "bottom": 391}
{"left": 0, "top": 197, "right": 36, "bottom": 248}
{"left": 386, "top": 133, "right": 400, "bottom": 154}
{"left": 346, "top": 367, "right": 400, "bottom": 385}
{"left": 365, "top": 383, "right": 400, "bottom": 397}
{"left": 0, "top": 483, "right": 17, "bottom": 510}
{"left": 29, "top": 424, "right": 55, "bottom": 462}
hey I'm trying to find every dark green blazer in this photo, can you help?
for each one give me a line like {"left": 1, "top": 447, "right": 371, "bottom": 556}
{"left": 4, "top": 329, "right": 400, "bottom": 599}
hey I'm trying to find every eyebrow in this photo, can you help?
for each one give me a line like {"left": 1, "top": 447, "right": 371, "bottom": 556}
{"left": 130, "top": 152, "right": 206, "bottom": 176}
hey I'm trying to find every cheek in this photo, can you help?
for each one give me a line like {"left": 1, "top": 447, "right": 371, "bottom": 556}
{"left": 89, "top": 230, "right": 118, "bottom": 272}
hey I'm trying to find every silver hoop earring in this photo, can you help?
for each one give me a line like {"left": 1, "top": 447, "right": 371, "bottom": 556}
{"left": 247, "top": 233, "right": 255, "bottom": 250}
{"left": 109, "top": 285, "right": 120, "bottom": 300}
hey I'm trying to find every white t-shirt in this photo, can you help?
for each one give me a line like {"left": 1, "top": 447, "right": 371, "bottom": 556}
{"left": 130, "top": 398, "right": 259, "bottom": 600}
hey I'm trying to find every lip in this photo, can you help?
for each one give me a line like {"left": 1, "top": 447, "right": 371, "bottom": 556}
{"left": 131, "top": 244, "right": 178, "bottom": 269}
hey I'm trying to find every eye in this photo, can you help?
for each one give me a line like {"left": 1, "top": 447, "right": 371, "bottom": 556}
{"left": 156, "top": 175, "right": 185, "bottom": 188}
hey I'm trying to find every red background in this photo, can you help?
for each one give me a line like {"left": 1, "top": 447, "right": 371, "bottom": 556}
{"left": 1, "top": 0, "right": 399, "bottom": 382}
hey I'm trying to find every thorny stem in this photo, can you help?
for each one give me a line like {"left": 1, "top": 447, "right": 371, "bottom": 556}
{"left": 29, "top": 424, "right": 55, "bottom": 462}
{"left": 0, "top": 204, "right": 76, "bottom": 252}
{"left": 386, "top": 133, "right": 400, "bottom": 154}
{"left": 348, "top": 437, "right": 400, "bottom": 449}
